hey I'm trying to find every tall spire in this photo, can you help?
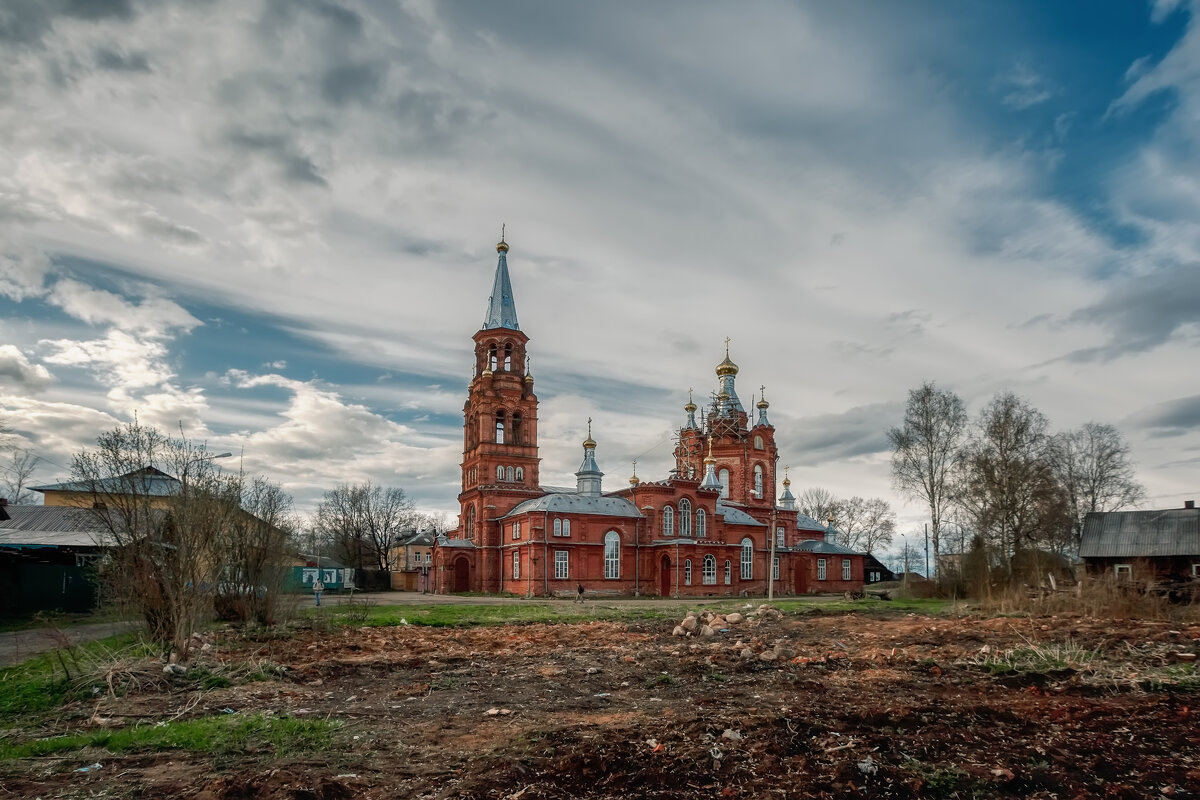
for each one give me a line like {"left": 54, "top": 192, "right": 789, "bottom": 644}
{"left": 482, "top": 232, "right": 520, "bottom": 331}
{"left": 576, "top": 418, "right": 604, "bottom": 496}
{"left": 715, "top": 338, "right": 743, "bottom": 414}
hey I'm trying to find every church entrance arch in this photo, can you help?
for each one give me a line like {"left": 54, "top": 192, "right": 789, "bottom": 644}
{"left": 452, "top": 557, "right": 471, "bottom": 593}
{"left": 659, "top": 555, "right": 671, "bottom": 597}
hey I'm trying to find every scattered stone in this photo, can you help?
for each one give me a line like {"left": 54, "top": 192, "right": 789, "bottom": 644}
{"left": 726, "top": 613, "right": 744, "bottom": 625}
{"left": 759, "top": 650, "right": 778, "bottom": 662}
{"left": 857, "top": 756, "right": 879, "bottom": 776}
{"left": 680, "top": 616, "right": 698, "bottom": 633}
{"left": 672, "top": 626, "right": 687, "bottom": 637}
{"left": 484, "top": 708, "right": 513, "bottom": 717}
{"left": 773, "top": 642, "right": 795, "bottom": 660}
{"left": 163, "top": 663, "right": 186, "bottom": 677}
{"left": 699, "top": 625, "right": 715, "bottom": 638}
{"left": 722, "top": 729, "right": 743, "bottom": 742}
{"left": 586, "top": 667, "right": 601, "bottom": 674}
{"left": 740, "top": 648, "right": 754, "bottom": 660}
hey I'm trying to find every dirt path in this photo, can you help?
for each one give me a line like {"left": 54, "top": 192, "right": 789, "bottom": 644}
{"left": 0, "top": 620, "right": 142, "bottom": 667}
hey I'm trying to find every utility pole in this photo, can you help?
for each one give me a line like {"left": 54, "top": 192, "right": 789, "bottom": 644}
{"left": 924, "top": 523, "right": 930, "bottom": 580}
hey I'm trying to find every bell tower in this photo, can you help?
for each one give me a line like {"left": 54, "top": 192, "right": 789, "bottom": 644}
{"left": 458, "top": 236, "right": 541, "bottom": 545}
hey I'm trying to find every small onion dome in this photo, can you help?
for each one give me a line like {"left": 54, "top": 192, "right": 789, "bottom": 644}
{"left": 756, "top": 396, "right": 770, "bottom": 410}
{"left": 684, "top": 400, "right": 697, "bottom": 413}
{"left": 782, "top": 474, "right": 791, "bottom": 487}
{"left": 629, "top": 473, "right": 640, "bottom": 486}
{"left": 718, "top": 390, "right": 730, "bottom": 404}
{"left": 715, "top": 353, "right": 739, "bottom": 377}
{"left": 481, "top": 366, "right": 493, "bottom": 377}
{"left": 703, "top": 440, "right": 717, "bottom": 464}
{"left": 583, "top": 435, "right": 597, "bottom": 450}
{"left": 496, "top": 239, "right": 509, "bottom": 253}
{"left": 524, "top": 370, "right": 534, "bottom": 384}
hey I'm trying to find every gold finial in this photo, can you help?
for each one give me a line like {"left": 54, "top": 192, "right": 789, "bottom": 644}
{"left": 716, "top": 339, "right": 739, "bottom": 377}
{"left": 757, "top": 385, "right": 769, "bottom": 409}
{"left": 725, "top": 336, "right": 731, "bottom": 356}
{"left": 496, "top": 223, "right": 508, "bottom": 253}
{"left": 629, "top": 459, "right": 639, "bottom": 486}
{"left": 782, "top": 465, "right": 790, "bottom": 486}
{"left": 524, "top": 355, "right": 534, "bottom": 383}
{"left": 684, "top": 386, "right": 696, "bottom": 413}
{"left": 704, "top": 437, "right": 716, "bottom": 464}
{"left": 582, "top": 416, "right": 596, "bottom": 449}
{"left": 826, "top": 513, "right": 834, "bottom": 526}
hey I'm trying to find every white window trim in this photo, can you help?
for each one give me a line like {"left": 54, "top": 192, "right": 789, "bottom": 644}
{"left": 740, "top": 538, "right": 753, "bottom": 580}
{"left": 562, "top": 519, "right": 571, "bottom": 538}
{"left": 817, "top": 558, "right": 827, "bottom": 581}
{"left": 702, "top": 555, "right": 717, "bottom": 585}
{"left": 684, "top": 559, "right": 692, "bottom": 585}
{"left": 554, "top": 550, "right": 568, "bottom": 580}
{"left": 696, "top": 508, "right": 707, "bottom": 538}
{"left": 772, "top": 555, "right": 779, "bottom": 581}
{"left": 842, "top": 559, "right": 851, "bottom": 581}
{"left": 512, "top": 550, "right": 520, "bottom": 580}
{"left": 724, "top": 559, "right": 731, "bottom": 585}
{"left": 1114, "top": 564, "right": 1132, "bottom": 579}
{"left": 604, "top": 531, "right": 620, "bottom": 579}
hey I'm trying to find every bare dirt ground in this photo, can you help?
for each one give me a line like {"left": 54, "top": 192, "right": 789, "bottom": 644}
{"left": 3, "top": 608, "right": 1199, "bottom": 799}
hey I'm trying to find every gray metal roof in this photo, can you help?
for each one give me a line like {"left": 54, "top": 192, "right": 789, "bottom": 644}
{"left": 32, "top": 467, "right": 180, "bottom": 498}
{"left": 482, "top": 249, "right": 520, "bottom": 331}
{"left": 795, "top": 539, "right": 860, "bottom": 555}
{"left": 794, "top": 513, "right": 826, "bottom": 531}
{"left": 1079, "top": 508, "right": 1200, "bottom": 558}
{"left": 435, "top": 535, "right": 477, "bottom": 549}
{"left": 716, "top": 500, "right": 766, "bottom": 527}
{"left": 502, "top": 493, "right": 642, "bottom": 519}
{"left": 0, "top": 505, "right": 114, "bottom": 547}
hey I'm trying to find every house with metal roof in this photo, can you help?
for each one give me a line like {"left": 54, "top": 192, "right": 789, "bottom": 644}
{"left": 1079, "top": 500, "right": 1200, "bottom": 584}
{"left": 431, "top": 237, "right": 866, "bottom": 597}
{"left": 0, "top": 501, "right": 111, "bottom": 614}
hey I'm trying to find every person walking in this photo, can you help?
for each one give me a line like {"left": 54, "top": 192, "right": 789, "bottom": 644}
{"left": 575, "top": 583, "right": 585, "bottom": 604}
{"left": 313, "top": 578, "right": 325, "bottom": 607}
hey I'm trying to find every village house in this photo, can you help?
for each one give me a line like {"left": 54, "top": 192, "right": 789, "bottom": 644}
{"left": 1079, "top": 500, "right": 1200, "bottom": 586}
{"left": 431, "top": 237, "right": 866, "bottom": 597}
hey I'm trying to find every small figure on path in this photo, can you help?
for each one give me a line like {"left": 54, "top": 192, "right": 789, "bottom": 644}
{"left": 575, "top": 583, "right": 585, "bottom": 604}
{"left": 313, "top": 579, "right": 325, "bottom": 607}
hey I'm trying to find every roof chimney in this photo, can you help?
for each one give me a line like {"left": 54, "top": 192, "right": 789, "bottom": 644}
{"left": 1186, "top": 500, "right": 1196, "bottom": 510}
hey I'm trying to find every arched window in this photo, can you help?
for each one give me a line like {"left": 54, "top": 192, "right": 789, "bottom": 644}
{"left": 696, "top": 508, "right": 707, "bottom": 538}
{"left": 505, "top": 466, "right": 514, "bottom": 482}
{"left": 753, "top": 465, "right": 764, "bottom": 496}
{"left": 503, "top": 343, "right": 512, "bottom": 370}
{"left": 466, "top": 505, "right": 476, "bottom": 540}
{"left": 489, "top": 344, "right": 498, "bottom": 371}
{"left": 512, "top": 413, "right": 523, "bottom": 444}
{"left": 495, "top": 411, "right": 505, "bottom": 444}
{"left": 684, "top": 559, "right": 692, "bottom": 585}
{"left": 724, "top": 559, "right": 732, "bottom": 585}
{"left": 776, "top": 526, "right": 785, "bottom": 548}
{"left": 604, "top": 531, "right": 620, "bottom": 579}
{"left": 496, "top": 465, "right": 504, "bottom": 481}
{"left": 662, "top": 505, "right": 674, "bottom": 537}
{"left": 702, "top": 555, "right": 716, "bottom": 585}
{"left": 718, "top": 469, "right": 730, "bottom": 498}
{"left": 562, "top": 519, "right": 571, "bottom": 537}
{"left": 754, "top": 434, "right": 764, "bottom": 449}
{"left": 515, "top": 466, "right": 524, "bottom": 481}
{"left": 679, "top": 498, "right": 692, "bottom": 537}
{"left": 740, "top": 538, "right": 753, "bottom": 580}
{"left": 553, "top": 519, "right": 562, "bottom": 537}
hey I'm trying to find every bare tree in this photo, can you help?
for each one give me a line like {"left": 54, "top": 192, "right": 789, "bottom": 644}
{"left": 796, "top": 486, "right": 841, "bottom": 526}
{"left": 315, "top": 482, "right": 417, "bottom": 578}
{"left": 216, "top": 475, "right": 298, "bottom": 625}
{"left": 955, "top": 393, "right": 1072, "bottom": 580}
{"left": 833, "top": 496, "right": 897, "bottom": 554}
{"left": 888, "top": 382, "right": 967, "bottom": 579}
{"left": 0, "top": 419, "right": 40, "bottom": 503}
{"left": 72, "top": 420, "right": 240, "bottom": 658}
{"left": 1048, "top": 422, "right": 1144, "bottom": 552}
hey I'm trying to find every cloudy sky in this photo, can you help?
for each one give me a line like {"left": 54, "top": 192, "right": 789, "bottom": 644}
{"left": 2, "top": 0, "right": 1199, "bottom": 541}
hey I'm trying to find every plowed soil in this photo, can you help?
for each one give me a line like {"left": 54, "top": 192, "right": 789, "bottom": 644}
{"left": 4, "top": 609, "right": 1199, "bottom": 798}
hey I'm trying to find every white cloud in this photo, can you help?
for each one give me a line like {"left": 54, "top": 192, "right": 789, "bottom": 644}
{"left": 0, "top": 345, "right": 54, "bottom": 392}
{"left": 48, "top": 279, "right": 200, "bottom": 337}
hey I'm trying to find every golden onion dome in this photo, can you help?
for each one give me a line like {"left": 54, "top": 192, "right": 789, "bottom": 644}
{"left": 715, "top": 354, "right": 739, "bottom": 377}
{"left": 524, "top": 371, "right": 534, "bottom": 384}
{"left": 684, "top": 402, "right": 697, "bottom": 413}
{"left": 496, "top": 239, "right": 508, "bottom": 253}
{"left": 583, "top": 436, "right": 596, "bottom": 450}
{"left": 756, "top": 397, "right": 770, "bottom": 409}
{"left": 782, "top": 475, "right": 791, "bottom": 487}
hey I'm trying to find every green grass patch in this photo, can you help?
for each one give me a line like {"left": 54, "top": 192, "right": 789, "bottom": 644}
{"left": 0, "top": 714, "right": 340, "bottom": 760}
{"left": 0, "top": 633, "right": 153, "bottom": 718}
{"left": 306, "top": 602, "right": 680, "bottom": 628}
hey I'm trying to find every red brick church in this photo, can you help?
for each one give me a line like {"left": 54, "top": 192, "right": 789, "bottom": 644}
{"left": 431, "top": 238, "right": 864, "bottom": 597}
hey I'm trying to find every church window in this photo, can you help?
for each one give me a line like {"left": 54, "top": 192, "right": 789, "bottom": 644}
{"left": 512, "top": 521, "right": 521, "bottom": 540}
{"left": 740, "top": 538, "right": 753, "bottom": 580}
{"left": 696, "top": 508, "right": 706, "bottom": 538}
{"left": 724, "top": 559, "right": 732, "bottom": 585}
{"left": 753, "top": 465, "right": 763, "bottom": 497}
{"left": 843, "top": 559, "right": 852, "bottom": 581}
{"left": 505, "top": 466, "right": 514, "bottom": 482}
{"left": 662, "top": 506, "right": 674, "bottom": 537}
{"left": 512, "top": 550, "right": 520, "bottom": 580}
{"left": 496, "top": 465, "right": 504, "bottom": 481}
{"left": 684, "top": 559, "right": 692, "bottom": 585}
{"left": 489, "top": 344, "right": 498, "bottom": 371}
{"left": 503, "top": 343, "right": 512, "bottom": 370}
{"left": 679, "top": 499, "right": 691, "bottom": 537}
{"left": 604, "top": 532, "right": 620, "bottom": 579}
{"left": 562, "top": 519, "right": 571, "bottom": 537}
{"left": 773, "top": 555, "right": 780, "bottom": 581}
{"left": 495, "top": 412, "right": 505, "bottom": 444}
{"left": 512, "top": 413, "right": 523, "bottom": 444}
{"left": 718, "top": 469, "right": 730, "bottom": 498}
{"left": 466, "top": 506, "right": 476, "bottom": 540}
{"left": 515, "top": 466, "right": 523, "bottom": 481}
{"left": 702, "top": 555, "right": 716, "bottom": 585}
{"left": 555, "top": 550, "right": 569, "bottom": 579}
{"left": 553, "top": 519, "right": 562, "bottom": 537}
{"left": 754, "top": 434, "right": 764, "bottom": 449}
{"left": 817, "top": 558, "right": 827, "bottom": 581}
{"left": 776, "top": 526, "right": 785, "bottom": 547}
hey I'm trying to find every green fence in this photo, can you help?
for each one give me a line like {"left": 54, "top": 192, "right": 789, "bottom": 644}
{"left": 0, "top": 563, "right": 98, "bottom": 615}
